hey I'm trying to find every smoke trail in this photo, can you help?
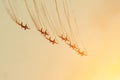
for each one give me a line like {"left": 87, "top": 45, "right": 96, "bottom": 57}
{"left": 54, "top": 0, "right": 68, "bottom": 36}
{"left": 42, "top": 0, "right": 59, "bottom": 36}
{"left": 24, "top": 0, "right": 39, "bottom": 30}
{"left": 62, "top": 0, "right": 76, "bottom": 43}
{"left": 40, "top": 0, "right": 58, "bottom": 37}
{"left": 33, "top": 0, "right": 44, "bottom": 29}
{"left": 6, "top": 0, "right": 21, "bottom": 26}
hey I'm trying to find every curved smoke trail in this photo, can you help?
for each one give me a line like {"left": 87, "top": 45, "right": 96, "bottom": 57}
{"left": 4, "top": 0, "right": 87, "bottom": 56}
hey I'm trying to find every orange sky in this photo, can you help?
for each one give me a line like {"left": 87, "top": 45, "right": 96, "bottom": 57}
{"left": 0, "top": 0, "right": 120, "bottom": 80}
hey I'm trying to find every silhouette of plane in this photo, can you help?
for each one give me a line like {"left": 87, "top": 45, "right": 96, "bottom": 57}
{"left": 38, "top": 28, "right": 45, "bottom": 35}
{"left": 77, "top": 50, "right": 86, "bottom": 56}
{"left": 51, "top": 39, "right": 57, "bottom": 45}
{"left": 59, "top": 34, "right": 69, "bottom": 42}
{"left": 44, "top": 30, "right": 49, "bottom": 36}
{"left": 38, "top": 28, "right": 49, "bottom": 36}
{"left": 23, "top": 24, "right": 30, "bottom": 30}
{"left": 63, "top": 36, "right": 69, "bottom": 42}
{"left": 68, "top": 42, "right": 76, "bottom": 49}
{"left": 46, "top": 37, "right": 57, "bottom": 45}
{"left": 20, "top": 22, "right": 30, "bottom": 30}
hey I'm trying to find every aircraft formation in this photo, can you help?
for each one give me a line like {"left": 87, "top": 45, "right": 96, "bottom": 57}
{"left": 4, "top": 0, "right": 87, "bottom": 56}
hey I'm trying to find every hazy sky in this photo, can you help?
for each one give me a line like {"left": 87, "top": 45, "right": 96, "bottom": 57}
{"left": 1, "top": 0, "right": 120, "bottom": 80}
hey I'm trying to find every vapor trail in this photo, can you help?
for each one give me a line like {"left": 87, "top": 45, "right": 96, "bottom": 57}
{"left": 62, "top": 0, "right": 75, "bottom": 42}
{"left": 33, "top": 0, "right": 43, "bottom": 29}
{"left": 54, "top": 0, "right": 68, "bottom": 35}
{"left": 24, "top": 0, "right": 39, "bottom": 30}
{"left": 40, "top": 0, "right": 58, "bottom": 37}
{"left": 43, "top": 0, "right": 59, "bottom": 35}
{"left": 6, "top": 0, "right": 21, "bottom": 26}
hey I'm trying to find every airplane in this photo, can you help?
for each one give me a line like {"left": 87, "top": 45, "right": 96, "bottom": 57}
{"left": 38, "top": 28, "right": 49, "bottom": 36}
{"left": 23, "top": 24, "right": 30, "bottom": 30}
{"left": 44, "top": 30, "right": 49, "bottom": 36}
{"left": 63, "top": 36, "right": 69, "bottom": 42}
{"left": 51, "top": 39, "right": 57, "bottom": 45}
{"left": 68, "top": 42, "right": 76, "bottom": 49}
{"left": 38, "top": 28, "right": 44, "bottom": 34}
{"left": 77, "top": 50, "right": 87, "bottom": 56}
{"left": 59, "top": 34, "right": 69, "bottom": 42}
{"left": 46, "top": 37, "right": 57, "bottom": 45}
{"left": 20, "top": 22, "right": 30, "bottom": 30}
